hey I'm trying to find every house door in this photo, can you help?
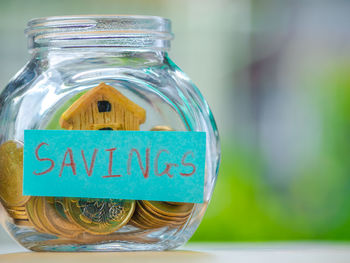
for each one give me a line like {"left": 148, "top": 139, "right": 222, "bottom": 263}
{"left": 91, "top": 123, "right": 123, "bottom": 131}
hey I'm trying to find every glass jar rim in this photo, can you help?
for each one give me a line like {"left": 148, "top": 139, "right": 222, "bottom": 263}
{"left": 25, "top": 15, "right": 173, "bottom": 52}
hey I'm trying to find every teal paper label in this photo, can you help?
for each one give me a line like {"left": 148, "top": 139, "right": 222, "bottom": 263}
{"left": 23, "top": 130, "right": 206, "bottom": 203}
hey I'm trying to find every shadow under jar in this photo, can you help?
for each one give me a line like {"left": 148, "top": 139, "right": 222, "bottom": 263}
{"left": 0, "top": 15, "right": 220, "bottom": 251}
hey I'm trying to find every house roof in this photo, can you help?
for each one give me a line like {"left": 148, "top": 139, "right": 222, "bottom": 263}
{"left": 59, "top": 82, "right": 146, "bottom": 128}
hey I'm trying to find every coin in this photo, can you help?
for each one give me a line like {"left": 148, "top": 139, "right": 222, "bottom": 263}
{"left": 53, "top": 197, "right": 81, "bottom": 227}
{"left": 36, "top": 196, "right": 62, "bottom": 235}
{"left": 5, "top": 206, "right": 28, "bottom": 219}
{"left": 129, "top": 217, "right": 150, "bottom": 229}
{"left": 0, "top": 140, "right": 29, "bottom": 207}
{"left": 5, "top": 205, "right": 26, "bottom": 211}
{"left": 7, "top": 208, "right": 28, "bottom": 220}
{"left": 8, "top": 213, "right": 28, "bottom": 220}
{"left": 25, "top": 197, "right": 46, "bottom": 233}
{"left": 40, "top": 197, "right": 83, "bottom": 238}
{"left": 7, "top": 209, "right": 27, "bottom": 215}
{"left": 130, "top": 200, "right": 192, "bottom": 230}
{"left": 135, "top": 211, "right": 175, "bottom": 228}
{"left": 64, "top": 198, "right": 135, "bottom": 235}
{"left": 137, "top": 201, "right": 188, "bottom": 223}
{"left": 14, "top": 219, "right": 32, "bottom": 227}
{"left": 35, "top": 197, "right": 63, "bottom": 236}
{"left": 132, "top": 212, "right": 157, "bottom": 228}
{"left": 52, "top": 198, "right": 68, "bottom": 220}
{"left": 142, "top": 201, "right": 194, "bottom": 217}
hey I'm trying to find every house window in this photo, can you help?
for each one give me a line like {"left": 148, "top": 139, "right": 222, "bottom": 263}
{"left": 99, "top": 127, "right": 113, "bottom": 130}
{"left": 97, "top": 100, "right": 111, "bottom": 112}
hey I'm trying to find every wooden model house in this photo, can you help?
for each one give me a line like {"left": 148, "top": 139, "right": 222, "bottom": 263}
{"left": 59, "top": 82, "right": 146, "bottom": 131}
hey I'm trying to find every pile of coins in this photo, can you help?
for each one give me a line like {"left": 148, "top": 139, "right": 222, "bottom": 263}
{"left": 130, "top": 201, "right": 194, "bottom": 229}
{"left": 24, "top": 196, "right": 135, "bottom": 238}
{"left": 0, "top": 125, "right": 195, "bottom": 241}
{"left": 0, "top": 141, "right": 32, "bottom": 227}
{"left": 5, "top": 205, "right": 31, "bottom": 226}
{"left": 22, "top": 198, "right": 193, "bottom": 239}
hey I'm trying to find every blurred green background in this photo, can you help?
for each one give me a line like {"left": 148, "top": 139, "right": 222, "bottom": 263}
{"left": 1, "top": 0, "right": 350, "bottom": 243}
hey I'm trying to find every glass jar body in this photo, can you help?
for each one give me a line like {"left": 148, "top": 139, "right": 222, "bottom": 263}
{"left": 0, "top": 49, "right": 220, "bottom": 251}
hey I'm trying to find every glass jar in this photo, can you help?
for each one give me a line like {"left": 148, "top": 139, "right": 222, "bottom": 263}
{"left": 0, "top": 15, "right": 220, "bottom": 251}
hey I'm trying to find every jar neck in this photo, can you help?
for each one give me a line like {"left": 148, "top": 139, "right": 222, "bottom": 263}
{"left": 32, "top": 48, "right": 167, "bottom": 67}
{"left": 26, "top": 16, "right": 173, "bottom": 54}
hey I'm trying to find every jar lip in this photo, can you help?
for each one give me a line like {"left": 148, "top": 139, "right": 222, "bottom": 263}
{"left": 26, "top": 15, "right": 173, "bottom": 52}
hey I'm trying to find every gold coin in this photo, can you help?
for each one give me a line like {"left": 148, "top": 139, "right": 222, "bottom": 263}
{"left": 14, "top": 219, "right": 33, "bottom": 227}
{"left": 52, "top": 198, "right": 69, "bottom": 219}
{"left": 7, "top": 206, "right": 26, "bottom": 212}
{"left": 133, "top": 202, "right": 187, "bottom": 229}
{"left": 130, "top": 204, "right": 182, "bottom": 230}
{"left": 25, "top": 197, "right": 46, "bottom": 233}
{"left": 129, "top": 218, "right": 151, "bottom": 229}
{"left": 137, "top": 201, "right": 188, "bottom": 224}
{"left": 142, "top": 201, "right": 194, "bottom": 217}
{"left": 137, "top": 201, "right": 183, "bottom": 221}
{"left": 7, "top": 209, "right": 28, "bottom": 220}
{"left": 64, "top": 198, "right": 135, "bottom": 235}
{"left": 5, "top": 205, "right": 26, "bottom": 211}
{"left": 134, "top": 204, "right": 160, "bottom": 224}
{"left": 150, "top": 126, "right": 174, "bottom": 131}
{"left": 53, "top": 197, "right": 84, "bottom": 229}
{"left": 41, "top": 197, "right": 83, "bottom": 238}
{"left": 37, "top": 197, "right": 79, "bottom": 237}
{"left": 7, "top": 209, "right": 27, "bottom": 215}
{"left": 131, "top": 213, "right": 157, "bottom": 228}
{"left": 35, "top": 196, "right": 60, "bottom": 235}
{"left": 9, "top": 214, "right": 28, "bottom": 220}
{"left": 35, "top": 197, "right": 62, "bottom": 236}
{"left": 0, "top": 140, "right": 29, "bottom": 207}
{"left": 138, "top": 201, "right": 189, "bottom": 220}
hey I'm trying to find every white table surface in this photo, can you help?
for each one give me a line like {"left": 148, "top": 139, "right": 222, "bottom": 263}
{"left": 0, "top": 242, "right": 350, "bottom": 263}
